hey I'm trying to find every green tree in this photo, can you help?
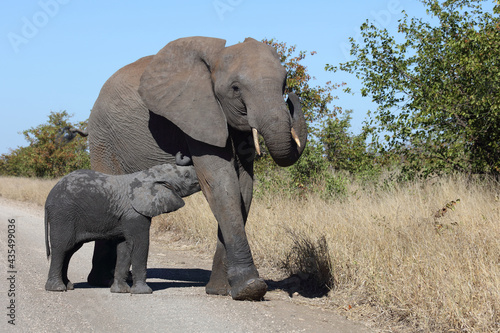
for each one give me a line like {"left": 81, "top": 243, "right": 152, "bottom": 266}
{"left": 321, "top": 109, "right": 376, "bottom": 174}
{"left": 0, "top": 111, "right": 89, "bottom": 178}
{"left": 328, "top": 0, "right": 500, "bottom": 176}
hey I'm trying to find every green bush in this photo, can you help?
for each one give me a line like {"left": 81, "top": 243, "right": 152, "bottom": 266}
{"left": 322, "top": 172, "right": 350, "bottom": 201}
{"left": 288, "top": 141, "right": 329, "bottom": 188}
{"left": 0, "top": 111, "right": 89, "bottom": 178}
{"left": 329, "top": 0, "right": 500, "bottom": 176}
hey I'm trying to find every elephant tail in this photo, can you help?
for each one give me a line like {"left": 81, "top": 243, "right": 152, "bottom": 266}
{"left": 45, "top": 207, "right": 50, "bottom": 259}
{"left": 175, "top": 151, "right": 192, "bottom": 166}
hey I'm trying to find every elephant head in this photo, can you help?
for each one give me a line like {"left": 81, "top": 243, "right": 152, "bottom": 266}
{"left": 138, "top": 37, "right": 307, "bottom": 166}
{"left": 129, "top": 164, "right": 200, "bottom": 217}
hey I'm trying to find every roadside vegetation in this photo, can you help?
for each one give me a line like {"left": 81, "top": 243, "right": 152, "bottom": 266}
{"left": 1, "top": 1, "right": 498, "bottom": 331}
{"left": 159, "top": 174, "right": 500, "bottom": 332}
{"left": 1, "top": 173, "right": 498, "bottom": 332}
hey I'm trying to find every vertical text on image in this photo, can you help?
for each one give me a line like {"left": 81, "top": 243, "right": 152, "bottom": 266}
{"left": 7, "top": 218, "right": 16, "bottom": 326}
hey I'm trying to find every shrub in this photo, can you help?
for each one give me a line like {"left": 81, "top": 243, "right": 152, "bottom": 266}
{"left": 0, "top": 111, "right": 89, "bottom": 178}
{"left": 281, "top": 231, "right": 335, "bottom": 296}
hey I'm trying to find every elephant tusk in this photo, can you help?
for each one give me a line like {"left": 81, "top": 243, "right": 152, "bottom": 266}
{"left": 252, "top": 128, "right": 261, "bottom": 156}
{"left": 291, "top": 128, "right": 301, "bottom": 148}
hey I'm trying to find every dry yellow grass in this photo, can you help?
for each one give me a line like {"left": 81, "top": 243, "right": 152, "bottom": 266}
{"left": 0, "top": 176, "right": 58, "bottom": 205}
{"left": 157, "top": 175, "right": 500, "bottom": 332}
{"left": 2, "top": 175, "right": 499, "bottom": 332}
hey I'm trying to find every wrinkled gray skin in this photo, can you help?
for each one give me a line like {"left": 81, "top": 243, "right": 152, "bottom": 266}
{"left": 88, "top": 36, "right": 308, "bottom": 300}
{"left": 44, "top": 164, "right": 200, "bottom": 294}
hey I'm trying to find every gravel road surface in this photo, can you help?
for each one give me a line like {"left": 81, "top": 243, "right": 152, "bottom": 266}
{"left": 0, "top": 197, "right": 373, "bottom": 332}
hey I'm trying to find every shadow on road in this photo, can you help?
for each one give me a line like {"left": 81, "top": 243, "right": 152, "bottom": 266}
{"left": 73, "top": 267, "right": 329, "bottom": 298}
{"left": 147, "top": 268, "right": 211, "bottom": 291}
{"left": 73, "top": 268, "right": 211, "bottom": 292}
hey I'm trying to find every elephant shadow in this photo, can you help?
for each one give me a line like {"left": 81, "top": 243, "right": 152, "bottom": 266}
{"left": 73, "top": 268, "right": 211, "bottom": 292}
{"left": 265, "top": 275, "right": 331, "bottom": 299}
{"left": 73, "top": 268, "right": 330, "bottom": 298}
{"left": 146, "top": 268, "right": 211, "bottom": 291}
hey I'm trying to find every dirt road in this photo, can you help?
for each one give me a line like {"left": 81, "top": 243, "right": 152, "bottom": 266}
{"left": 0, "top": 197, "right": 373, "bottom": 332}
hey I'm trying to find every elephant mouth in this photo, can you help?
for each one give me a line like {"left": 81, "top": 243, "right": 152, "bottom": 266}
{"left": 252, "top": 128, "right": 301, "bottom": 156}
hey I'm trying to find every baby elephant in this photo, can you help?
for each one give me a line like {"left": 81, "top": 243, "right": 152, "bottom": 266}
{"left": 44, "top": 163, "right": 200, "bottom": 294}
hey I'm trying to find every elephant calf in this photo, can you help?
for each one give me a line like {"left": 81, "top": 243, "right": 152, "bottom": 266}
{"left": 44, "top": 163, "right": 200, "bottom": 294}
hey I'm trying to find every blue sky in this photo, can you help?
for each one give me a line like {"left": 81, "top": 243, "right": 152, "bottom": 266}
{"left": 0, "top": 0, "right": 430, "bottom": 155}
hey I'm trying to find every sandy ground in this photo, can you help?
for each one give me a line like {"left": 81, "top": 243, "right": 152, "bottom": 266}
{"left": 0, "top": 197, "right": 374, "bottom": 332}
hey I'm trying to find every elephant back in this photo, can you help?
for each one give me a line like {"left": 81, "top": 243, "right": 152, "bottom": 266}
{"left": 88, "top": 56, "right": 182, "bottom": 174}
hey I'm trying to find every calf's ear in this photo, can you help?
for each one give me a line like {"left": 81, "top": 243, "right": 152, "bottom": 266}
{"left": 130, "top": 181, "right": 185, "bottom": 217}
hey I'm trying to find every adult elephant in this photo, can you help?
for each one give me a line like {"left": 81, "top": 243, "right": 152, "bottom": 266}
{"left": 87, "top": 36, "right": 307, "bottom": 301}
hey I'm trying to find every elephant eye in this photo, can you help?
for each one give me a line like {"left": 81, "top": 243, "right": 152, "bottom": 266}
{"left": 231, "top": 85, "right": 241, "bottom": 96}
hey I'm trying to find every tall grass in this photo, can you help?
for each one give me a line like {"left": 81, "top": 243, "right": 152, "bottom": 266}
{"left": 156, "top": 175, "right": 500, "bottom": 332}
{"left": 0, "top": 176, "right": 57, "bottom": 205}
{"left": 1, "top": 175, "right": 499, "bottom": 332}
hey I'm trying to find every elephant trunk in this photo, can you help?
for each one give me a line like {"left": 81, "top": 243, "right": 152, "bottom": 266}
{"left": 251, "top": 93, "right": 308, "bottom": 167}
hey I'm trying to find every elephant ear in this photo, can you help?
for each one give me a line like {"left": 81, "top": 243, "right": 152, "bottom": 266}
{"left": 130, "top": 180, "right": 185, "bottom": 218}
{"left": 139, "top": 37, "right": 228, "bottom": 148}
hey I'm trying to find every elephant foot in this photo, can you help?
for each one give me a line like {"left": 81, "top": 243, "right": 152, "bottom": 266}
{"left": 205, "top": 281, "right": 230, "bottom": 296}
{"left": 45, "top": 278, "right": 67, "bottom": 292}
{"left": 87, "top": 270, "right": 114, "bottom": 287}
{"left": 230, "top": 278, "right": 267, "bottom": 301}
{"left": 206, "top": 254, "right": 230, "bottom": 296}
{"left": 227, "top": 266, "right": 267, "bottom": 300}
{"left": 205, "top": 272, "right": 230, "bottom": 296}
{"left": 110, "top": 280, "right": 131, "bottom": 293}
{"left": 130, "top": 283, "right": 152, "bottom": 294}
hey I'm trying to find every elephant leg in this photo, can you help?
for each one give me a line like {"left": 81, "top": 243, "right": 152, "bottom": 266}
{"left": 205, "top": 228, "right": 230, "bottom": 296}
{"left": 189, "top": 137, "right": 265, "bottom": 300}
{"left": 46, "top": 245, "right": 69, "bottom": 291}
{"left": 128, "top": 219, "right": 152, "bottom": 294}
{"left": 62, "top": 242, "right": 83, "bottom": 290}
{"left": 110, "top": 239, "right": 131, "bottom": 293}
{"left": 206, "top": 134, "right": 255, "bottom": 297}
{"left": 87, "top": 239, "right": 118, "bottom": 287}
